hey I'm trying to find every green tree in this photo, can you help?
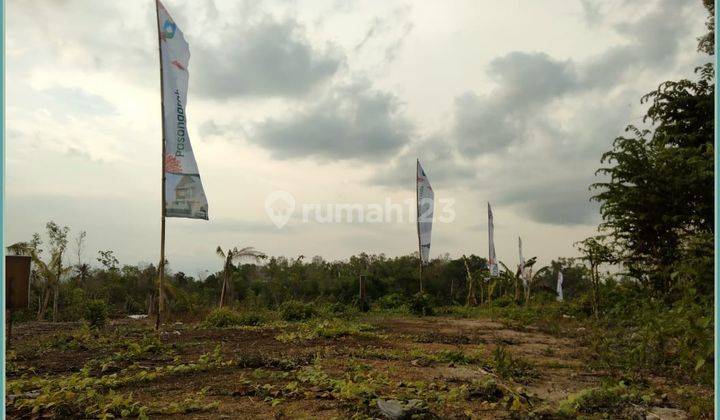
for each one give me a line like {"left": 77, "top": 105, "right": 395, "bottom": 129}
{"left": 576, "top": 236, "right": 614, "bottom": 317}
{"left": 591, "top": 3, "right": 714, "bottom": 295}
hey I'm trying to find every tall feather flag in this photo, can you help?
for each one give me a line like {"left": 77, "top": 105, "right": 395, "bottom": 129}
{"left": 488, "top": 203, "right": 498, "bottom": 277}
{"left": 158, "top": 0, "right": 208, "bottom": 220}
{"left": 557, "top": 271, "right": 564, "bottom": 302}
{"left": 154, "top": 0, "right": 208, "bottom": 329}
{"left": 416, "top": 159, "right": 434, "bottom": 265}
{"left": 518, "top": 237, "right": 527, "bottom": 287}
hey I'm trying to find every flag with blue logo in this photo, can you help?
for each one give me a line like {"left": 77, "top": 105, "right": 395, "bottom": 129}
{"left": 157, "top": 0, "right": 208, "bottom": 220}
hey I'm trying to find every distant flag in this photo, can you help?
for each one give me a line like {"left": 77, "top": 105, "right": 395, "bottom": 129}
{"left": 157, "top": 0, "right": 208, "bottom": 220}
{"left": 416, "top": 159, "right": 434, "bottom": 265}
{"left": 518, "top": 236, "right": 527, "bottom": 287}
{"left": 488, "top": 203, "right": 498, "bottom": 277}
{"left": 557, "top": 271, "right": 564, "bottom": 302}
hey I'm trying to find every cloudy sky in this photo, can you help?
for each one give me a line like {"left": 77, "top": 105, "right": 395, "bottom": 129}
{"left": 6, "top": 0, "right": 710, "bottom": 276}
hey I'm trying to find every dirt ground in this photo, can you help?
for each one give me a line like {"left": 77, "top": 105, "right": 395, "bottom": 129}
{"left": 5, "top": 314, "right": 703, "bottom": 419}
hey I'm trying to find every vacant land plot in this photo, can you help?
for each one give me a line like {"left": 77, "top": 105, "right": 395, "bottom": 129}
{"left": 6, "top": 314, "right": 709, "bottom": 418}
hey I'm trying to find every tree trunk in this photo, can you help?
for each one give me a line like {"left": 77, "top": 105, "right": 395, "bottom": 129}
{"left": 38, "top": 285, "right": 51, "bottom": 321}
{"left": 147, "top": 292, "right": 156, "bottom": 316}
{"left": 52, "top": 283, "right": 59, "bottom": 322}
{"left": 466, "top": 277, "right": 476, "bottom": 306}
{"left": 219, "top": 272, "right": 227, "bottom": 308}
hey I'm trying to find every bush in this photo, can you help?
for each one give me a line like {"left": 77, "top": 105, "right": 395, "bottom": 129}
{"left": 204, "top": 308, "right": 265, "bottom": 328}
{"left": 490, "top": 295, "right": 514, "bottom": 308}
{"left": 279, "top": 301, "right": 317, "bottom": 321}
{"left": 62, "top": 288, "right": 87, "bottom": 321}
{"left": 376, "top": 293, "right": 406, "bottom": 310}
{"left": 84, "top": 299, "right": 108, "bottom": 329}
{"left": 409, "top": 292, "right": 435, "bottom": 316}
{"left": 238, "top": 313, "right": 265, "bottom": 326}
{"left": 203, "top": 308, "right": 241, "bottom": 327}
{"left": 321, "top": 302, "right": 354, "bottom": 316}
{"left": 557, "top": 382, "right": 641, "bottom": 417}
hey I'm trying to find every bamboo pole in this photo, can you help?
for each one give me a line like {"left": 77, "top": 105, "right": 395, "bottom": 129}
{"left": 416, "top": 159, "right": 423, "bottom": 293}
{"left": 155, "top": 0, "right": 167, "bottom": 331}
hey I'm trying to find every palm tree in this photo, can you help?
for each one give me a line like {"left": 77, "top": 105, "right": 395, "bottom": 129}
{"left": 75, "top": 263, "right": 91, "bottom": 288}
{"left": 216, "top": 246, "right": 265, "bottom": 308}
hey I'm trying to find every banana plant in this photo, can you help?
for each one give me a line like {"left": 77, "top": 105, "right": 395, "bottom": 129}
{"left": 520, "top": 257, "right": 550, "bottom": 302}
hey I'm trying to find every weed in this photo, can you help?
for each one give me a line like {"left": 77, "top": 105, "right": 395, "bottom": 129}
{"left": 556, "top": 381, "right": 643, "bottom": 417}
{"left": 84, "top": 299, "right": 109, "bottom": 329}
{"left": 488, "top": 346, "right": 538, "bottom": 384}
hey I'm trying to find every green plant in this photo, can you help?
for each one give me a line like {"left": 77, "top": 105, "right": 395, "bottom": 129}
{"left": 556, "top": 382, "right": 642, "bottom": 417}
{"left": 203, "top": 307, "right": 242, "bottom": 327}
{"left": 279, "top": 301, "right": 317, "bottom": 321}
{"left": 409, "top": 292, "right": 435, "bottom": 316}
{"left": 84, "top": 299, "right": 108, "bottom": 329}
{"left": 489, "top": 346, "right": 538, "bottom": 384}
{"left": 376, "top": 293, "right": 406, "bottom": 310}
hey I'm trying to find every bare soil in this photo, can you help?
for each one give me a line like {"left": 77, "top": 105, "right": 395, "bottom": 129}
{"left": 6, "top": 315, "right": 700, "bottom": 419}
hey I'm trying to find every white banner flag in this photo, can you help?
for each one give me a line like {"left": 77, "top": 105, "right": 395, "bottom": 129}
{"left": 518, "top": 236, "right": 527, "bottom": 287}
{"left": 557, "top": 271, "right": 564, "bottom": 301}
{"left": 416, "top": 160, "right": 434, "bottom": 264}
{"left": 488, "top": 203, "right": 498, "bottom": 276}
{"left": 158, "top": 0, "right": 208, "bottom": 220}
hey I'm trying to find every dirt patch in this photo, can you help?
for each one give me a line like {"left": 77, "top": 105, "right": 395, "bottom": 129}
{"left": 5, "top": 315, "right": 703, "bottom": 418}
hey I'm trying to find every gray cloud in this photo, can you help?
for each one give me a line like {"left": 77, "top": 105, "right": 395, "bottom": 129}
{"left": 454, "top": 0, "right": 696, "bottom": 158}
{"left": 443, "top": 0, "right": 700, "bottom": 226}
{"left": 368, "top": 135, "right": 475, "bottom": 189}
{"left": 496, "top": 177, "right": 600, "bottom": 226}
{"left": 193, "top": 17, "right": 343, "bottom": 98}
{"left": 252, "top": 80, "right": 412, "bottom": 161}
{"left": 454, "top": 52, "right": 577, "bottom": 155}
{"left": 580, "top": 0, "right": 694, "bottom": 89}
{"left": 580, "top": 0, "right": 603, "bottom": 26}
{"left": 354, "top": 5, "right": 414, "bottom": 64}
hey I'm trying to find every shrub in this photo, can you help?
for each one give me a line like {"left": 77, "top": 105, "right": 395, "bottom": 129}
{"left": 321, "top": 302, "right": 352, "bottom": 316}
{"left": 63, "top": 288, "right": 87, "bottom": 321}
{"left": 203, "top": 308, "right": 242, "bottom": 328}
{"left": 238, "top": 313, "right": 265, "bottom": 326}
{"left": 375, "top": 293, "right": 406, "bottom": 310}
{"left": 279, "top": 301, "right": 317, "bottom": 321}
{"left": 84, "top": 299, "right": 108, "bottom": 329}
{"left": 557, "top": 382, "right": 642, "bottom": 417}
{"left": 409, "top": 292, "right": 435, "bottom": 316}
{"left": 491, "top": 295, "right": 514, "bottom": 308}
{"left": 489, "top": 345, "right": 538, "bottom": 383}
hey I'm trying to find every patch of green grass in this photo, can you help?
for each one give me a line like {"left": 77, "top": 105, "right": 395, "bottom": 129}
{"left": 487, "top": 346, "right": 538, "bottom": 384}
{"left": 275, "top": 319, "right": 381, "bottom": 343}
{"left": 556, "top": 381, "right": 646, "bottom": 417}
{"left": 203, "top": 308, "right": 266, "bottom": 328}
{"left": 7, "top": 346, "right": 230, "bottom": 419}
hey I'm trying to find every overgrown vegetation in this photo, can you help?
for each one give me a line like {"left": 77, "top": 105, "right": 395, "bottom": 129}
{"left": 4, "top": 2, "right": 715, "bottom": 418}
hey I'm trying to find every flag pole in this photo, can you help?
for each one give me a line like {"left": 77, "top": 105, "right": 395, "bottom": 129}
{"left": 155, "top": 0, "right": 167, "bottom": 331}
{"left": 416, "top": 158, "right": 423, "bottom": 293}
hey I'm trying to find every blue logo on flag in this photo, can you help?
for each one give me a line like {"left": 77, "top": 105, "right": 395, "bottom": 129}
{"left": 163, "top": 20, "right": 176, "bottom": 39}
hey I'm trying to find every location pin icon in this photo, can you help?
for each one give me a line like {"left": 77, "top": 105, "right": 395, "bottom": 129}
{"left": 265, "top": 191, "right": 295, "bottom": 229}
